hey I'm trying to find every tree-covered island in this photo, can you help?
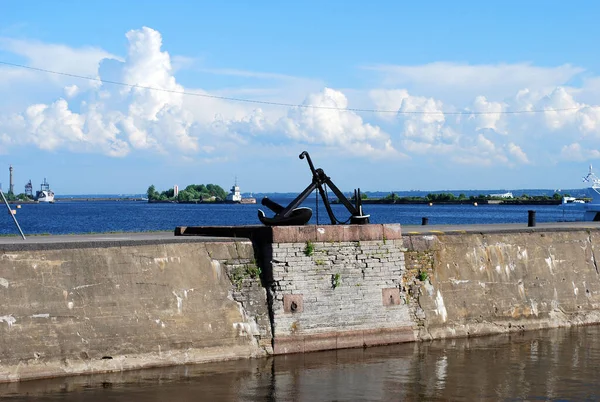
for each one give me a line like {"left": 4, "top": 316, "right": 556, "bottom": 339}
{"left": 3, "top": 192, "right": 34, "bottom": 202}
{"left": 147, "top": 184, "right": 228, "bottom": 203}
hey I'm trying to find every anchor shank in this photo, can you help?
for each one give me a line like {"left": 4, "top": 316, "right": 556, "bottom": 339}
{"left": 280, "top": 181, "right": 318, "bottom": 218}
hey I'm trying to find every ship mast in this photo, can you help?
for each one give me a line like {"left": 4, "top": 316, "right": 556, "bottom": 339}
{"left": 583, "top": 165, "right": 600, "bottom": 196}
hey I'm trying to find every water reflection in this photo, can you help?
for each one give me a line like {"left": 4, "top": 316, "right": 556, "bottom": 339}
{"left": 3, "top": 325, "right": 600, "bottom": 401}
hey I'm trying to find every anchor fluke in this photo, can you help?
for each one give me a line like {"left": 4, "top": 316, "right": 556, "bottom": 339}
{"left": 258, "top": 196, "right": 312, "bottom": 226}
{"left": 257, "top": 206, "right": 313, "bottom": 226}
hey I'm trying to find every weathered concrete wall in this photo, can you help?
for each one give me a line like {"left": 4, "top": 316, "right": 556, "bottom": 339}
{"left": 404, "top": 229, "right": 600, "bottom": 340}
{"left": 4, "top": 225, "right": 600, "bottom": 382}
{"left": 0, "top": 240, "right": 271, "bottom": 382}
{"left": 265, "top": 224, "right": 416, "bottom": 354}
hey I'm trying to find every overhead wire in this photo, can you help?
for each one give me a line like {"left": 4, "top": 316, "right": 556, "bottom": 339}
{"left": 0, "top": 60, "right": 584, "bottom": 115}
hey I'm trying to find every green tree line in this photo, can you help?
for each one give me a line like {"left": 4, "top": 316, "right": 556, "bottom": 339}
{"left": 382, "top": 192, "right": 568, "bottom": 203}
{"left": 147, "top": 184, "right": 228, "bottom": 202}
{"left": 3, "top": 192, "right": 32, "bottom": 201}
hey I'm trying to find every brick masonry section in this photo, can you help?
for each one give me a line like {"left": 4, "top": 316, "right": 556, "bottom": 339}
{"left": 268, "top": 225, "right": 414, "bottom": 354}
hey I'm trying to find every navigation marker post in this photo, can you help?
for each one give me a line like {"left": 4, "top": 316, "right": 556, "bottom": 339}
{"left": 0, "top": 190, "right": 26, "bottom": 240}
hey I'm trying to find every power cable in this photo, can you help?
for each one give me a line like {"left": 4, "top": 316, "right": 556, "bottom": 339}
{"left": 0, "top": 60, "right": 585, "bottom": 115}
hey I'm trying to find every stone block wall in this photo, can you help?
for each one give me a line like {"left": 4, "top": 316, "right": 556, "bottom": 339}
{"left": 266, "top": 224, "right": 416, "bottom": 354}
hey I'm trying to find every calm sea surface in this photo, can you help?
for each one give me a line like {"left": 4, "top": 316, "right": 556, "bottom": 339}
{"left": 0, "top": 198, "right": 585, "bottom": 236}
{"left": 3, "top": 325, "right": 600, "bottom": 401}
{"left": 1, "top": 198, "right": 593, "bottom": 400}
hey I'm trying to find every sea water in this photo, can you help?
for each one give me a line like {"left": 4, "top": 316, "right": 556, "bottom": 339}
{"left": 2, "top": 325, "right": 600, "bottom": 401}
{"left": 0, "top": 198, "right": 584, "bottom": 236}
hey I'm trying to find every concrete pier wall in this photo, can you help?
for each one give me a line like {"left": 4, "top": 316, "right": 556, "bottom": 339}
{"left": 405, "top": 229, "right": 600, "bottom": 340}
{"left": 255, "top": 225, "right": 600, "bottom": 353}
{"left": 2, "top": 224, "right": 600, "bottom": 381}
{"left": 0, "top": 240, "right": 271, "bottom": 382}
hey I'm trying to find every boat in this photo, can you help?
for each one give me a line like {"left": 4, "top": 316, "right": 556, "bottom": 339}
{"left": 35, "top": 178, "right": 55, "bottom": 203}
{"left": 562, "top": 166, "right": 600, "bottom": 221}
{"left": 582, "top": 166, "right": 600, "bottom": 221}
{"left": 240, "top": 192, "right": 257, "bottom": 204}
{"left": 226, "top": 180, "right": 256, "bottom": 204}
{"left": 561, "top": 196, "right": 586, "bottom": 205}
{"left": 226, "top": 182, "right": 242, "bottom": 202}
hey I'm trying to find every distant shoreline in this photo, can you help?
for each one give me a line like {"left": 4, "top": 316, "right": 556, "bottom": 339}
{"left": 55, "top": 197, "right": 147, "bottom": 202}
{"left": 27, "top": 198, "right": 566, "bottom": 205}
{"left": 147, "top": 199, "right": 256, "bottom": 205}
{"left": 5, "top": 196, "right": 579, "bottom": 206}
{"left": 354, "top": 199, "right": 565, "bottom": 206}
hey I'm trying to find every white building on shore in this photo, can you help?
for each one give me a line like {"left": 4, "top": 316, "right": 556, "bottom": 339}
{"left": 489, "top": 191, "right": 513, "bottom": 198}
{"left": 226, "top": 182, "right": 242, "bottom": 202}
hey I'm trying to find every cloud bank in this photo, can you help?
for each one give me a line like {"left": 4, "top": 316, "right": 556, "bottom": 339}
{"left": 0, "top": 27, "right": 599, "bottom": 169}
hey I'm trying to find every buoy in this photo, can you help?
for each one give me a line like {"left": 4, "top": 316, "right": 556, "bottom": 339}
{"left": 429, "top": 202, "right": 433, "bottom": 206}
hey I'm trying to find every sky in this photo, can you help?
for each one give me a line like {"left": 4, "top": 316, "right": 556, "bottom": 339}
{"left": 1, "top": 1, "right": 600, "bottom": 195}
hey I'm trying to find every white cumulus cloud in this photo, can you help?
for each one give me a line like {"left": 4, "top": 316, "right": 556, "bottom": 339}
{"left": 277, "top": 87, "right": 399, "bottom": 158}
{"left": 0, "top": 27, "right": 398, "bottom": 163}
{"left": 369, "top": 77, "right": 600, "bottom": 168}
{"left": 468, "top": 96, "right": 505, "bottom": 133}
{"left": 0, "top": 37, "right": 119, "bottom": 88}
{"left": 0, "top": 27, "right": 198, "bottom": 157}
{"left": 364, "top": 62, "right": 584, "bottom": 104}
{"left": 2, "top": 28, "right": 600, "bottom": 174}
{"left": 64, "top": 85, "right": 79, "bottom": 98}
{"left": 560, "top": 143, "right": 600, "bottom": 162}
{"left": 507, "top": 142, "right": 530, "bottom": 164}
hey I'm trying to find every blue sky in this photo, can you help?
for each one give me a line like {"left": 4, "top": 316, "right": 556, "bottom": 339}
{"left": 1, "top": 1, "right": 600, "bottom": 194}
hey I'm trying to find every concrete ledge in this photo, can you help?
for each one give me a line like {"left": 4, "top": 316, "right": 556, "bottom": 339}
{"left": 175, "top": 224, "right": 402, "bottom": 244}
{"left": 272, "top": 224, "right": 402, "bottom": 243}
{"left": 0, "top": 232, "right": 239, "bottom": 252}
{"left": 401, "top": 222, "right": 600, "bottom": 236}
{"left": 419, "top": 315, "right": 600, "bottom": 341}
{"left": 175, "top": 225, "right": 267, "bottom": 239}
{"left": 273, "top": 327, "right": 415, "bottom": 355}
{"left": 0, "top": 344, "right": 267, "bottom": 383}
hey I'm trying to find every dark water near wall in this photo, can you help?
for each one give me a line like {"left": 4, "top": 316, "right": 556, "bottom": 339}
{"left": 3, "top": 325, "right": 600, "bottom": 401}
{"left": 0, "top": 198, "right": 584, "bottom": 235}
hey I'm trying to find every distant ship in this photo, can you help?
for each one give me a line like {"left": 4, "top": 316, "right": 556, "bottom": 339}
{"left": 560, "top": 165, "right": 600, "bottom": 221}
{"left": 226, "top": 181, "right": 256, "bottom": 204}
{"left": 581, "top": 165, "right": 600, "bottom": 221}
{"left": 35, "top": 178, "right": 55, "bottom": 203}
